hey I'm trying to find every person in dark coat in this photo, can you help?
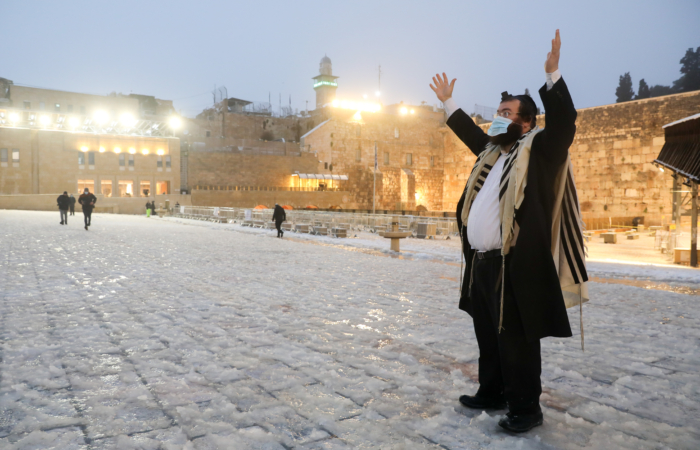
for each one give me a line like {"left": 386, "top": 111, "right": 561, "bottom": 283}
{"left": 57, "top": 191, "right": 70, "bottom": 225}
{"left": 272, "top": 204, "right": 286, "bottom": 238}
{"left": 78, "top": 188, "right": 97, "bottom": 230}
{"left": 69, "top": 194, "right": 76, "bottom": 215}
{"left": 430, "top": 30, "right": 585, "bottom": 433}
{"left": 146, "top": 201, "right": 152, "bottom": 218}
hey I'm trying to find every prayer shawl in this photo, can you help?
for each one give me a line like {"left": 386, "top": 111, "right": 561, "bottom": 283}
{"left": 461, "top": 128, "right": 589, "bottom": 344}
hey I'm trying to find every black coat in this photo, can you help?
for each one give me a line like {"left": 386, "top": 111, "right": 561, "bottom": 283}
{"left": 450, "top": 78, "right": 578, "bottom": 342}
{"left": 57, "top": 195, "right": 70, "bottom": 210}
{"left": 272, "top": 205, "right": 286, "bottom": 222}
{"left": 78, "top": 193, "right": 97, "bottom": 211}
{"left": 70, "top": 196, "right": 76, "bottom": 206}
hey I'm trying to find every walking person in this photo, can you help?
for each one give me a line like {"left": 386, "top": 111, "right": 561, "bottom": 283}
{"left": 78, "top": 188, "right": 97, "bottom": 230}
{"left": 69, "top": 194, "right": 76, "bottom": 216}
{"left": 146, "top": 200, "right": 152, "bottom": 218}
{"left": 57, "top": 191, "right": 70, "bottom": 225}
{"left": 272, "top": 203, "right": 286, "bottom": 238}
{"left": 430, "top": 30, "right": 588, "bottom": 433}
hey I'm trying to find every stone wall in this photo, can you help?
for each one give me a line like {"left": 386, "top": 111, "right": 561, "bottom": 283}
{"left": 187, "top": 151, "right": 320, "bottom": 188}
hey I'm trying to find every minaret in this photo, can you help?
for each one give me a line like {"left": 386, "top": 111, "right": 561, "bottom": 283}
{"left": 313, "top": 55, "right": 339, "bottom": 109}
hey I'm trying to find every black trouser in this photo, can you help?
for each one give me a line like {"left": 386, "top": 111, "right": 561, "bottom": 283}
{"left": 70, "top": 206, "right": 75, "bottom": 215}
{"left": 83, "top": 209, "right": 92, "bottom": 227}
{"left": 60, "top": 210, "right": 68, "bottom": 224}
{"left": 470, "top": 253, "right": 542, "bottom": 415}
{"left": 275, "top": 220, "right": 283, "bottom": 236}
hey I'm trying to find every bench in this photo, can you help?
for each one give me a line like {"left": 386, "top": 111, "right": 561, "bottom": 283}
{"left": 296, "top": 224, "right": 312, "bottom": 233}
{"left": 331, "top": 228, "right": 347, "bottom": 238}
{"left": 313, "top": 226, "right": 328, "bottom": 235}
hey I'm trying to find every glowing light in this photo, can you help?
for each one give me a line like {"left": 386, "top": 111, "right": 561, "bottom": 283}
{"left": 157, "top": 149, "right": 165, "bottom": 155}
{"left": 410, "top": 109, "right": 415, "bottom": 114}
{"left": 99, "top": 147, "right": 106, "bottom": 153}
{"left": 39, "top": 115, "right": 50, "bottom": 126}
{"left": 363, "top": 94, "right": 368, "bottom": 99}
{"left": 400, "top": 107, "right": 408, "bottom": 115}
{"left": 94, "top": 110, "right": 109, "bottom": 125}
{"left": 120, "top": 113, "right": 137, "bottom": 127}
{"left": 142, "top": 149, "right": 149, "bottom": 155}
{"left": 80, "top": 146, "right": 89, "bottom": 152}
{"left": 352, "top": 111, "right": 362, "bottom": 121}
{"left": 313, "top": 80, "right": 338, "bottom": 88}
{"left": 415, "top": 192, "right": 421, "bottom": 200}
{"left": 375, "top": 91, "right": 381, "bottom": 96}
{"left": 169, "top": 117, "right": 181, "bottom": 129}
{"left": 659, "top": 167, "right": 664, "bottom": 172}
{"left": 114, "top": 147, "right": 122, "bottom": 153}
{"left": 68, "top": 117, "right": 79, "bottom": 128}
{"left": 331, "top": 99, "right": 381, "bottom": 113}
{"left": 129, "top": 148, "right": 136, "bottom": 154}
{"left": 9, "top": 113, "right": 19, "bottom": 123}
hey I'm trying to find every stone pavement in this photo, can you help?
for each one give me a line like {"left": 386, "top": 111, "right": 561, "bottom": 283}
{"left": 0, "top": 211, "right": 698, "bottom": 449}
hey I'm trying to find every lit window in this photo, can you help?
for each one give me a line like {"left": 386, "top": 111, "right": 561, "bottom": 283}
{"left": 157, "top": 156, "right": 163, "bottom": 168}
{"left": 55, "top": 103, "right": 61, "bottom": 112}
{"left": 12, "top": 149, "right": 19, "bottom": 163}
{"left": 119, "top": 154, "right": 125, "bottom": 166}
{"left": 101, "top": 180, "right": 112, "bottom": 197}
{"left": 140, "top": 181, "right": 151, "bottom": 197}
{"left": 0, "top": 148, "right": 7, "bottom": 162}
{"left": 118, "top": 180, "right": 133, "bottom": 197}
{"left": 23, "top": 101, "right": 31, "bottom": 110}
{"left": 88, "top": 152, "right": 95, "bottom": 166}
{"left": 157, "top": 181, "right": 170, "bottom": 195}
{"left": 406, "top": 153, "right": 412, "bottom": 166}
{"left": 78, "top": 152, "right": 85, "bottom": 165}
{"left": 77, "top": 179, "right": 94, "bottom": 194}
{"left": 165, "top": 156, "right": 171, "bottom": 168}
{"left": 129, "top": 155, "right": 134, "bottom": 167}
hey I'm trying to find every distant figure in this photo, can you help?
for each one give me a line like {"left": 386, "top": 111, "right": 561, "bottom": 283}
{"left": 272, "top": 203, "right": 286, "bottom": 238}
{"left": 78, "top": 188, "right": 97, "bottom": 230}
{"left": 57, "top": 191, "right": 70, "bottom": 225}
{"left": 146, "top": 201, "right": 152, "bottom": 218}
{"left": 69, "top": 194, "right": 76, "bottom": 215}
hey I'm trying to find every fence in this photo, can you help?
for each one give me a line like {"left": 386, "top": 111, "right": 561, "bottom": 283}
{"left": 174, "top": 206, "right": 460, "bottom": 236}
{"left": 192, "top": 186, "right": 346, "bottom": 192}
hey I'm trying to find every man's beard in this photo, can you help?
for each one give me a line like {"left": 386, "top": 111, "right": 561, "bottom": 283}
{"left": 489, "top": 122, "right": 523, "bottom": 147}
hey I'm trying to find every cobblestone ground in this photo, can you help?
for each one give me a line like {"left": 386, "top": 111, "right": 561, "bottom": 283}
{"left": 1, "top": 211, "right": 698, "bottom": 449}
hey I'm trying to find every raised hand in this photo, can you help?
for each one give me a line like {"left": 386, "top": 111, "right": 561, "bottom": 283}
{"left": 430, "top": 73, "right": 456, "bottom": 102}
{"left": 545, "top": 29, "right": 561, "bottom": 74}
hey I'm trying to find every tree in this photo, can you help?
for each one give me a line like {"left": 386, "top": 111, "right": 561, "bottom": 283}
{"left": 636, "top": 79, "right": 650, "bottom": 99}
{"left": 649, "top": 85, "right": 675, "bottom": 97}
{"left": 615, "top": 72, "right": 635, "bottom": 102}
{"left": 672, "top": 47, "right": 700, "bottom": 93}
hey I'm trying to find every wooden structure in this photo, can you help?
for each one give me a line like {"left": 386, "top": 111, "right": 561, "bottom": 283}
{"left": 654, "top": 113, "right": 700, "bottom": 267}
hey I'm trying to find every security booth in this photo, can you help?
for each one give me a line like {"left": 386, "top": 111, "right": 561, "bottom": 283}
{"left": 653, "top": 113, "right": 700, "bottom": 267}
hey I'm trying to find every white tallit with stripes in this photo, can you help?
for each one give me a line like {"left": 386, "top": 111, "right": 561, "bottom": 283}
{"left": 461, "top": 128, "right": 589, "bottom": 339}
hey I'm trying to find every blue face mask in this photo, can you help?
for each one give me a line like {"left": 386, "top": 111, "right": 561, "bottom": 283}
{"left": 487, "top": 116, "right": 513, "bottom": 136}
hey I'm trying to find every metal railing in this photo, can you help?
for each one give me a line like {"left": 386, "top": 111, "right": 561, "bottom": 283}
{"left": 173, "top": 206, "right": 460, "bottom": 236}
{"left": 192, "top": 185, "right": 347, "bottom": 192}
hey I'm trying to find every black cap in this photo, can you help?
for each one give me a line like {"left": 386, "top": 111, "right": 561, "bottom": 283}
{"left": 63, "top": 191, "right": 68, "bottom": 194}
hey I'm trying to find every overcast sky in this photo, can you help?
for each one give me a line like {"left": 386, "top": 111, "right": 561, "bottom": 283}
{"left": 2, "top": 0, "right": 698, "bottom": 117}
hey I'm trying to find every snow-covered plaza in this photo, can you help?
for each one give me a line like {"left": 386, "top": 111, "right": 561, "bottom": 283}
{"left": 1, "top": 210, "right": 699, "bottom": 450}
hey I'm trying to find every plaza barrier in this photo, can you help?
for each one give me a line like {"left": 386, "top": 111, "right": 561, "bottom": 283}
{"left": 173, "top": 206, "right": 460, "bottom": 237}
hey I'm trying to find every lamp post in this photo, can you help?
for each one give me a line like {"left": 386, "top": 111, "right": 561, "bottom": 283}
{"left": 373, "top": 141, "right": 377, "bottom": 214}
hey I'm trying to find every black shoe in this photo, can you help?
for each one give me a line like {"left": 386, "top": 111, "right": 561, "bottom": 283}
{"left": 498, "top": 411, "right": 543, "bottom": 433}
{"left": 60, "top": 221, "right": 64, "bottom": 225}
{"left": 459, "top": 394, "right": 507, "bottom": 410}
{"left": 85, "top": 226, "right": 88, "bottom": 230}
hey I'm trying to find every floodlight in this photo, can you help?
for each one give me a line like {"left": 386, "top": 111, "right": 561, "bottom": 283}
{"left": 169, "top": 117, "right": 181, "bottom": 129}
{"left": 659, "top": 167, "right": 664, "bottom": 172}
{"left": 400, "top": 107, "right": 408, "bottom": 115}
{"left": 80, "top": 146, "right": 89, "bottom": 152}
{"left": 415, "top": 192, "right": 421, "bottom": 200}
{"left": 410, "top": 109, "right": 415, "bottom": 114}
{"left": 114, "top": 147, "right": 122, "bottom": 153}
{"left": 352, "top": 111, "right": 362, "bottom": 121}
{"left": 99, "top": 147, "right": 106, "bottom": 153}
{"left": 129, "top": 148, "right": 136, "bottom": 154}
{"left": 68, "top": 117, "right": 79, "bottom": 128}
{"left": 120, "top": 113, "right": 137, "bottom": 127}
{"left": 142, "top": 149, "right": 149, "bottom": 155}
{"left": 332, "top": 100, "right": 339, "bottom": 107}
{"left": 94, "top": 110, "right": 109, "bottom": 125}
{"left": 9, "top": 113, "right": 19, "bottom": 123}
{"left": 39, "top": 115, "right": 50, "bottom": 126}
{"left": 157, "top": 149, "right": 165, "bottom": 155}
